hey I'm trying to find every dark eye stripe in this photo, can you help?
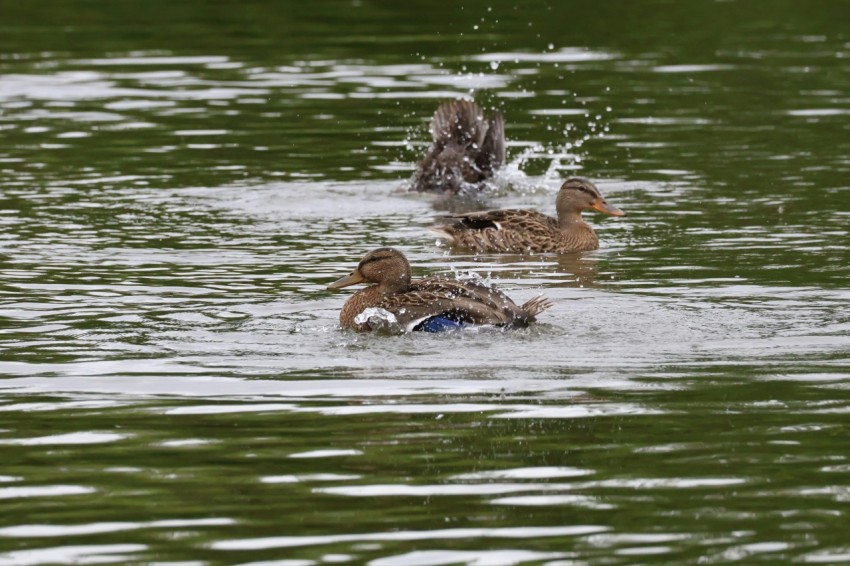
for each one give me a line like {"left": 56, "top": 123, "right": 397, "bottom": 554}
{"left": 564, "top": 184, "right": 598, "bottom": 198}
{"left": 359, "top": 255, "right": 384, "bottom": 267}
{"left": 359, "top": 248, "right": 395, "bottom": 268}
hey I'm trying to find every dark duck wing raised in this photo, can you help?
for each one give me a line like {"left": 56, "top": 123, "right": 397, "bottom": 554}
{"left": 327, "top": 247, "right": 551, "bottom": 333}
{"left": 432, "top": 177, "right": 626, "bottom": 254}
{"left": 409, "top": 99, "right": 506, "bottom": 195}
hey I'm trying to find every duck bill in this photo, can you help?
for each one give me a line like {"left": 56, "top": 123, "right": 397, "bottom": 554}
{"left": 591, "top": 199, "right": 626, "bottom": 217}
{"left": 327, "top": 270, "right": 365, "bottom": 290}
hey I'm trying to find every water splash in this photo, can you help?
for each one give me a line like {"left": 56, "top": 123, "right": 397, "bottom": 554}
{"left": 353, "top": 307, "right": 402, "bottom": 334}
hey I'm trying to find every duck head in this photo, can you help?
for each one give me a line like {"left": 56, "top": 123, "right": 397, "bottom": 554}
{"left": 556, "top": 177, "right": 626, "bottom": 218}
{"left": 328, "top": 247, "right": 412, "bottom": 294}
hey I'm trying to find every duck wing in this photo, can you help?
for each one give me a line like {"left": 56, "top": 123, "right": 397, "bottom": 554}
{"left": 475, "top": 110, "right": 505, "bottom": 174}
{"left": 377, "top": 291, "right": 496, "bottom": 331}
{"left": 430, "top": 99, "right": 486, "bottom": 148}
{"left": 411, "top": 277, "right": 513, "bottom": 312}
{"left": 381, "top": 277, "right": 540, "bottom": 329}
{"left": 433, "top": 209, "right": 562, "bottom": 253}
{"left": 447, "top": 208, "right": 557, "bottom": 231}
{"left": 412, "top": 100, "right": 504, "bottom": 194}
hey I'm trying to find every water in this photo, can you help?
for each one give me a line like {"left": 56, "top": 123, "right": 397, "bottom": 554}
{"left": 2, "top": 0, "right": 850, "bottom": 563}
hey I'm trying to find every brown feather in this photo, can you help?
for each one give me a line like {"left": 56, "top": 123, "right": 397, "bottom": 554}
{"left": 410, "top": 99, "right": 506, "bottom": 195}
{"left": 329, "top": 248, "right": 551, "bottom": 333}
{"left": 434, "top": 178, "right": 623, "bottom": 254}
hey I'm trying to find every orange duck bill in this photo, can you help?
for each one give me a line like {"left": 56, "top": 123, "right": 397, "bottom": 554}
{"left": 591, "top": 199, "right": 626, "bottom": 217}
{"left": 327, "top": 270, "right": 365, "bottom": 290}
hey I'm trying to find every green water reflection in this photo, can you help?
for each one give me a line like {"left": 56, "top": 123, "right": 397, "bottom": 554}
{"left": 1, "top": 0, "right": 849, "bottom": 563}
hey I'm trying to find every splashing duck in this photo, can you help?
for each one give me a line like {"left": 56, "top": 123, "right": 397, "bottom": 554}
{"left": 327, "top": 247, "right": 551, "bottom": 333}
{"left": 409, "top": 99, "right": 505, "bottom": 195}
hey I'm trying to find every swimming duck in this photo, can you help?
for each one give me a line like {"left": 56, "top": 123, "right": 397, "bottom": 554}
{"left": 409, "top": 99, "right": 505, "bottom": 194}
{"left": 327, "top": 247, "right": 551, "bottom": 333}
{"left": 431, "top": 177, "right": 625, "bottom": 254}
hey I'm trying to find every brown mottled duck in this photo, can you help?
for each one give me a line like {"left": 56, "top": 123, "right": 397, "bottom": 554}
{"left": 431, "top": 177, "right": 625, "bottom": 254}
{"left": 327, "top": 247, "right": 551, "bottom": 333}
{"left": 409, "top": 99, "right": 505, "bottom": 195}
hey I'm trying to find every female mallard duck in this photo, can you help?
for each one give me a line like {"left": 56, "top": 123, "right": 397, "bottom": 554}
{"left": 327, "top": 247, "right": 551, "bottom": 333}
{"left": 409, "top": 99, "right": 505, "bottom": 195}
{"left": 431, "top": 177, "right": 626, "bottom": 254}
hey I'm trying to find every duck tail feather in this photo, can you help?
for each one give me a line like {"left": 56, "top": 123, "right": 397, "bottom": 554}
{"left": 428, "top": 226, "right": 455, "bottom": 241}
{"left": 521, "top": 295, "right": 553, "bottom": 318}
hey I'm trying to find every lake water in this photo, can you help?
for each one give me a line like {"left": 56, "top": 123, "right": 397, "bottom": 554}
{"left": 1, "top": 1, "right": 849, "bottom": 564}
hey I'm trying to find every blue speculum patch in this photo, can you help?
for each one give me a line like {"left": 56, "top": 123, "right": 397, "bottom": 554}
{"left": 415, "top": 316, "right": 466, "bottom": 333}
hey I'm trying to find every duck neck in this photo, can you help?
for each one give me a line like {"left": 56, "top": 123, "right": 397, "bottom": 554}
{"left": 557, "top": 210, "right": 599, "bottom": 248}
{"left": 557, "top": 209, "right": 587, "bottom": 230}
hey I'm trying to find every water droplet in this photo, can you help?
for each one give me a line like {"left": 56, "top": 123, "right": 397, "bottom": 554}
{"left": 548, "top": 43, "right": 555, "bottom": 50}
{"left": 490, "top": 61, "right": 500, "bottom": 70}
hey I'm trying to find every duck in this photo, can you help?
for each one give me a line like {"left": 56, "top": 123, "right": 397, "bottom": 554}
{"left": 408, "top": 99, "right": 505, "bottom": 195}
{"left": 327, "top": 247, "right": 551, "bottom": 333}
{"left": 431, "top": 177, "right": 626, "bottom": 254}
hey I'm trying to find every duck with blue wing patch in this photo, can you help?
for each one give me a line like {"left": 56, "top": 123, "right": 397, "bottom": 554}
{"left": 327, "top": 248, "right": 551, "bottom": 334}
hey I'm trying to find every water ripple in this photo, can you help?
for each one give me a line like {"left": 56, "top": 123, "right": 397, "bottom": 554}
{"left": 0, "top": 485, "right": 95, "bottom": 500}
{"left": 0, "top": 432, "right": 127, "bottom": 445}
{"left": 0, "top": 544, "right": 146, "bottom": 566}
{"left": 211, "top": 525, "right": 608, "bottom": 551}
{"left": 0, "top": 518, "right": 234, "bottom": 538}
